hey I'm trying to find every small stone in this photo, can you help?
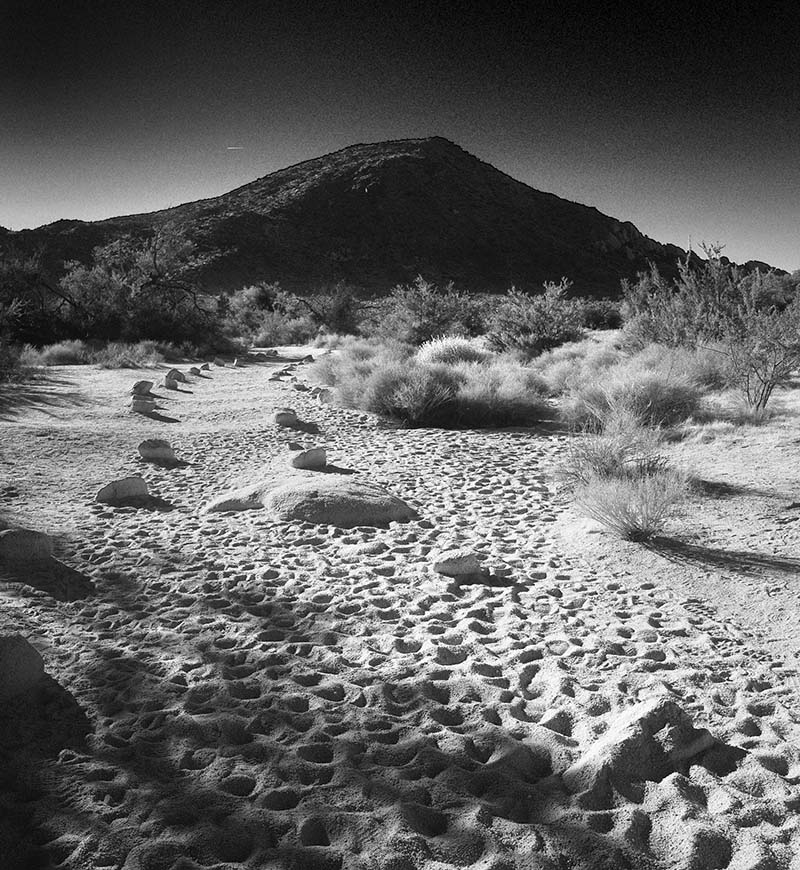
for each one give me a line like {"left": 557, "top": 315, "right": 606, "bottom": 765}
{"left": 131, "top": 380, "right": 154, "bottom": 396}
{"left": 291, "top": 382, "right": 310, "bottom": 392}
{"left": 431, "top": 548, "right": 482, "bottom": 577}
{"left": 289, "top": 447, "right": 327, "bottom": 470}
{"left": 0, "top": 635, "right": 45, "bottom": 700}
{"left": 0, "top": 528, "right": 54, "bottom": 562}
{"left": 301, "top": 354, "right": 314, "bottom": 363}
{"left": 200, "top": 363, "right": 211, "bottom": 371}
{"left": 131, "top": 398, "right": 157, "bottom": 414}
{"left": 274, "top": 409, "right": 297, "bottom": 427}
{"left": 137, "top": 439, "right": 176, "bottom": 464}
{"left": 189, "top": 366, "right": 201, "bottom": 375}
{"left": 164, "top": 368, "right": 188, "bottom": 383}
{"left": 163, "top": 378, "right": 179, "bottom": 390}
{"left": 233, "top": 358, "right": 244, "bottom": 367}
{"left": 214, "top": 358, "right": 226, "bottom": 367}
{"left": 96, "top": 476, "right": 149, "bottom": 505}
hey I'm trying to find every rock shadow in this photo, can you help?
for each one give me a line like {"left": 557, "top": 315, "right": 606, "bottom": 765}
{"left": 282, "top": 419, "right": 321, "bottom": 435}
{"left": 139, "top": 410, "right": 180, "bottom": 423}
{"left": 0, "top": 558, "right": 95, "bottom": 601}
{"left": 647, "top": 536, "right": 800, "bottom": 578}
{"left": 105, "top": 495, "right": 178, "bottom": 512}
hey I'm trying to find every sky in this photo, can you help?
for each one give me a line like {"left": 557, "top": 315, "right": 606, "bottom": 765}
{"left": 2, "top": 0, "right": 798, "bottom": 270}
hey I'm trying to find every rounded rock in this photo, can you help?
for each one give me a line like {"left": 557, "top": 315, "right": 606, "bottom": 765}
{"left": 431, "top": 548, "right": 482, "bottom": 577}
{"left": 289, "top": 447, "right": 327, "bottom": 470}
{"left": 274, "top": 409, "right": 298, "bottom": 427}
{"left": 131, "top": 398, "right": 157, "bottom": 414}
{"left": 0, "top": 635, "right": 45, "bottom": 701}
{"left": 137, "top": 439, "right": 176, "bottom": 464}
{"left": 164, "top": 368, "right": 188, "bottom": 383}
{"left": 96, "top": 476, "right": 149, "bottom": 505}
{"left": 0, "top": 528, "right": 54, "bottom": 562}
{"left": 131, "top": 380, "right": 154, "bottom": 396}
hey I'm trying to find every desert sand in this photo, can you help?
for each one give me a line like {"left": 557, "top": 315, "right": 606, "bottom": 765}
{"left": 2, "top": 351, "right": 800, "bottom": 870}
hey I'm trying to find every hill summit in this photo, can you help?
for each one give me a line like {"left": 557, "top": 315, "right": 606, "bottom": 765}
{"left": 10, "top": 137, "right": 700, "bottom": 294}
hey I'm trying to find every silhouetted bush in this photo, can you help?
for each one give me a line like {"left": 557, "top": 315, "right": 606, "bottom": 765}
{"left": 487, "top": 280, "right": 584, "bottom": 358}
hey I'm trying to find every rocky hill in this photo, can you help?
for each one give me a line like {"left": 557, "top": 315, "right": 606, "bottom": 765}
{"left": 4, "top": 137, "right": 726, "bottom": 294}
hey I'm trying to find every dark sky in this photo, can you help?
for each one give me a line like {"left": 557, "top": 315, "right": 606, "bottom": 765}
{"left": 2, "top": 0, "right": 799, "bottom": 269}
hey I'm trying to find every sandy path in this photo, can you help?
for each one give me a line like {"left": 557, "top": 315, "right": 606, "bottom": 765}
{"left": 2, "top": 357, "right": 800, "bottom": 869}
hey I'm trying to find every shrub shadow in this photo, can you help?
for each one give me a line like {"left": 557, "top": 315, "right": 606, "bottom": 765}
{"left": 647, "top": 536, "right": 800, "bottom": 578}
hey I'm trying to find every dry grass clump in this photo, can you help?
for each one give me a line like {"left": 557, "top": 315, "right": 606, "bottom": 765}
{"left": 416, "top": 335, "right": 492, "bottom": 366}
{"left": 574, "top": 471, "right": 687, "bottom": 541}
{"left": 21, "top": 339, "right": 93, "bottom": 366}
{"left": 310, "top": 339, "right": 549, "bottom": 428}
{"left": 529, "top": 335, "right": 623, "bottom": 395}
{"left": 559, "top": 406, "right": 687, "bottom": 540}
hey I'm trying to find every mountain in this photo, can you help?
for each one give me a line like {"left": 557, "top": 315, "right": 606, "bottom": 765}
{"left": 1, "top": 137, "right": 760, "bottom": 295}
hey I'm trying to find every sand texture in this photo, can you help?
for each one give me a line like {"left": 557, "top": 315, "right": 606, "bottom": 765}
{"left": 2, "top": 353, "right": 800, "bottom": 869}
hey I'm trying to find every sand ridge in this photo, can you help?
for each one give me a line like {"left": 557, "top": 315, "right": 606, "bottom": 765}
{"left": 1, "top": 354, "right": 800, "bottom": 869}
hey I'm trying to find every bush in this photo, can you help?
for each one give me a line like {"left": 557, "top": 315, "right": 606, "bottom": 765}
{"left": 577, "top": 297, "right": 623, "bottom": 330}
{"left": 314, "top": 338, "right": 548, "bottom": 428}
{"left": 416, "top": 335, "right": 492, "bottom": 366}
{"left": 558, "top": 407, "right": 667, "bottom": 489}
{"left": 487, "top": 279, "right": 584, "bottom": 358}
{"left": 561, "top": 355, "right": 702, "bottom": 430}
{"left": 574, "top": 470, "right": 687, "bottom": 540}
{"left": 23, "top": 339, "right": 92, "bottom": 365}
{"left": 371, "top": 277, "right": 484, "bottom": 345}
{"left": 529, "top": 336, "right": 623, "bottom": 395}
{"left": 0, "top": 342, "right": 28, "bottom": 383}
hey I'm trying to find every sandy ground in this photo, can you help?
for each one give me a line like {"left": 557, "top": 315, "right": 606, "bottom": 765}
{"left": 1, "top": 353, "right": 800, "bottom": 870}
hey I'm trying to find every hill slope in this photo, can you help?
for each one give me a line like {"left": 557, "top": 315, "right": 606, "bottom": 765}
{"left": 6, "top": 137, "right": 705, "bottom": 294}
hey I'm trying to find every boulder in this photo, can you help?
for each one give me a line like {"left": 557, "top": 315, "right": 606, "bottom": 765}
{"left": 137, "top": 439, "right": 176, "bottom": 464}
{"left": 214, "top": 358, "right": 226, "bottom": 367}
{"left": 96, "top": 476, "right": 149, "bottom": 505}
{"left": 562, "top": 697, "right": 718, "bottom": 794}
{"left": 274, "top": 409, "right": 297, "bottom": 427}
{"left": 131, "top": 398, "right": 157, "bottom": 414}
{"left": 431, "top": 548, "right": 482, "bottom": 577}
{"left": 165, "top": 368, "right": 188, "bottom": 383}
{"left": 0, "top": 635, "right": 45, "bottom": 700}
{"left": 131, "top": 380, "right": 154, "bottom": 396}
{"left": 202, "top": 470, "right": 416, "bottom": 528}
{"left": 200, "top": 363, "right": 211, "bottom": 371}
{"left": 289, "top": 447, "right": 327, "bottom": 470}
{"left": 189, "top": 366, "right": 201, "bottom": 375}
{"left": 266, "top": 478, "right": 416, "bottom": 527}
{"left": 163, "top": 377, "right": 179, "bottom": 390}
{"left": 0, "top": 528, "right": 54, "bottom": 562}
{"left": 302, "top": 354, "right": 314, "bottom": 363}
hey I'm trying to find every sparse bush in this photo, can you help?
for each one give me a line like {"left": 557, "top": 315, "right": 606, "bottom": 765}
{"left": 0, "top": 341, "right": 27, "bottom": 383}
{"left": 487, "top": 279, "right": 584, "bottom": 358}
{"left": 451, "top": 361, "right": 549, "bottom": 427}
{"left": 416, "top": 335, "right": 492, "bottom": 366}
{"left": 574, "top": 470, "right": 687, "bottom": 540}
{"left": 558, "top": 407, "right": 667, "bottom": 489}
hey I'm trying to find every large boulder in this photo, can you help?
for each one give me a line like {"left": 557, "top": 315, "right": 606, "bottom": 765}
{"left": 96, "top": 476, "right": 149, "bottom": 505}
{"left": 0, "top": 635, "right": 45, "bottom": 700}
{"left": 266, "top": 478, "right": 416, "bottom": 527}
{"left": 138, "top": 439, "right": 176, "bottom": 464}
{"left": 562, "top": 697, "right": 718, "bottom": 794}
{"left": 0, "top": 528, "right": 54, "bottom": 562}
{"left": 202, "top": 469, "right": 416, "bottom": 527}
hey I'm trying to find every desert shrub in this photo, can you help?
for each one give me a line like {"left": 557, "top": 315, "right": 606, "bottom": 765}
{"left": 628, "top": 342, "right": 733, "bottom": 391}
{"left": 0, "top": 342, "right": 27, "bottom": 383}
{"left": 416, "top": 335, "right": 492, "bottom": 366}
{"left": 558, "top": 407, "right": 668, "bottom": 489}
{"left": 371, "top": 277, "right": 484, "bottom": 345}
{"left": 529, "top": 336, "right": 623, "bottom": 395}
{"left": 574, "top": 470, "right": 687, "bottom": 540}
{"left": 451, "top": 361, "right": 549, "bottom": 427}
{"left": 487, "top": 279, "right": 584, "bottom": 358}
{"left": 561, "top": 357, "right": 701, "bottom": 430}
{"left": 315, "top": 339, "right": 548, "bottom": 428}
{"left": 92, "top": 341, "right": 171, "bottom": 368}
{"left": 25, "top": 339, "right": 92, "bottom": 365}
